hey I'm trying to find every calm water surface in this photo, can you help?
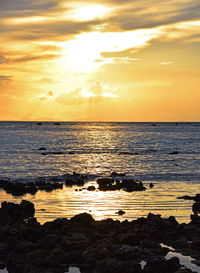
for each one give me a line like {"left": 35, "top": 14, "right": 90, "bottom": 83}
{"left": 0, "top": 122, "right": 199, "bottom": 223}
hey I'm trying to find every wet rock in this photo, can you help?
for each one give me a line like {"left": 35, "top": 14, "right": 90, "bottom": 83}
{"left": 97, "top": 177, "right": 146, "bottom": 192}
{"left": 144, "top": 256, "right": 180, "bottom": 273}
{"left": 194, "top": 194, "right": 200, "bottom": 202}
{"left": 0, "top": 200, "right": 199, "bottom": 273}
{"left": 37, "top": 122, "right": 42, "bottom": 125}
{"left": 35, "top": 180, "right": 63, "bottom": 192}
{"left": 111, "top": 172, "right": 126, "bottom": 177}
{"left": 177, "top": 195, "right": 194, "bottom": 200}
{"left": 149, "top": 183, "right": 154, "bottom": 188}
{"left": 87, "top": 186, "right": 96, "bottom": 191}
{"left": 169, "top": 151, "right": 179, "bottom": 155}
{"left": 68, "top": 151, "right": 75, "bottom": 154}
{"left": 38, "top": 147, "right": 46, "bottom": 151}
{"left": 54, "top": 122, "right": 60, "bottom": 125}
{"left": 192, "top": 202, "right": 200, "bottom": 214}
{"left": 69, "top": 213, "right": 95, "bottom": 226}
{"left": 151, "top": 123, "right": 157, "bottom": 126}
{"left": 64, "top": 173, "right": 87, "bottom": 187}
{"left": 117, "top": 210, "right": 125, "bottom": 215}
{"left": 190, "top": 213, "right": 200, "bottom": 224}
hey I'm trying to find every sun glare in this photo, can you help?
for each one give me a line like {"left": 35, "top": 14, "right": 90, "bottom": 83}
{"left": 59, "top": 29, "right": 160, "bottom": 72}
{"left": 61, "top": 3, "right": 112, "bottom": 22}
{"left": 70, "top": 4, "right": 111, "bottom": 21}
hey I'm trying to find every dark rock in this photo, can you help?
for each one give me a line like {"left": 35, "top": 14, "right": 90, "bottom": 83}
{"left": 97, "top": 177, "right": 146, "bottom": 192}
{"left": 151, "top": 123, "right": 157, "bottom": 126}
{"left": 144, "top": 256, "right": 180, "bottom": 273}
{"left": 192, "top": 202, "right": 200, "bottom": 215}
{"left": 169, "top": 151, "right": 179, "bottom": 155}
{"left": 0, "top": 262, "right": 5, "bottom": 269}
{"left": 0, "top": 180, "right": 38, "bottom": 196}
{"left": 177, "top": 195, "right": 194, "bottom": 200}
{"left": 149, "top": 183, "right": 154, "bottom": 188}
{"left": 54, "top": 122, "right": 60, "bottom": 125}
{"left": 117, "top": 210, "right": 125, "bottom": 215}
{"left": 111, "top": 172, "right": 126, "bottom": 177}
{"left": 37, "top": 123, "right": 42, "bottom": 125}
{"left": 38, "top": 147, "right": 46, "bottom": 151}
{"left": 194, "top": 194, "right": 200, "bottom": 202}
{"left": 68, "top": 151, "right": 75, "bottom": 154}
{"left": 69, "top": 213, "right": 95, "bottom": 226}
{"left": 87, "top": 186, "right": 96, "bottom": 191}
{"left": 20, "top": 200, "right": 35, "bottom": 218}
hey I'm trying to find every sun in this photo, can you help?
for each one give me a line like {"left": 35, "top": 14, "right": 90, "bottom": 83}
{"left": 62, "top": 3, "right": 112, "bottom": 22}
{"left": 71, "top": 4, "right": 111, "bottom": 21}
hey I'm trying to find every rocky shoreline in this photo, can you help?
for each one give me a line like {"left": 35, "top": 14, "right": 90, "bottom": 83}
{"left": 0, "top": 199, "right": 200, "bottom": 273}
{"left": 0, "top": 173, "right": 147, "bottom": 197}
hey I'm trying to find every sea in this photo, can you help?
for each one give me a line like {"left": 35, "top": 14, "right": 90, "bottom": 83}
{"left": 0, "top": 121, "right": 199, "bottom": 223}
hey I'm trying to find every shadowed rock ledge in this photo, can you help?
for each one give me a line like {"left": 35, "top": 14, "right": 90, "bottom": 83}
{"left": 0, "top": 200, "right": 199, "bottom": 273}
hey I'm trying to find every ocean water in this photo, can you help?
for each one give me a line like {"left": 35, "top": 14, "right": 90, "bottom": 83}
{"left": 0, "top": 121, "right": 199, "bottom": 223}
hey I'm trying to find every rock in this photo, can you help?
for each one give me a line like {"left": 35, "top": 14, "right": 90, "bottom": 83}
{"left": 192, "top": 202, "right": 200, "bottom": 214}
{"left": 144, "top": 256, "right": 180, "bottom": 273}
{"left": 87, "top": 186, "right": 96, "bottom": 191}
{"left": 0, "top": 262, "right": 5, "bottom": 269}
{"left": 151, "top": 123, "right": 157, "bottom": 126}
{"left": 194, "top": 194, "right": 200, "bottom": 202}
{"left": 97, "top": 177, "right": 146, "bottom": 192}
{"left": 68, "top": 151, "right": 75, "bottom": 154}
{"left": 69, "top": 213, "right": 95, "bottom": 226}
{"left": 37, "top": 122, "right": 42, "bottom": 125}
{"left": 0, "top": 180, "right": 38, "bottom": 196}
{"left": 54, "top": 122, "right": 60, "bottom": 125}
{"left": 117, "top": 210, "right": 125, "bottom": 215}
{"left": 149, "top": 183, "right": 154, "bottom": 188}
{"left": 111, "top": 172, "right": 126, "bottom": 177}
{"left": 169, "top": 151, "right": 179, "bottom": 155}
{"left": 20, "top": 200, "right": 35, "bottom": 218}
{"left": 38, "top": 147, "right": 46, "bottom": 151}
{"left": 177, "top": 195, "right": 194, "bottom": 200}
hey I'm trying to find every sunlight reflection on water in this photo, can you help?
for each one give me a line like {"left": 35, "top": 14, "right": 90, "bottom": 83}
{"left": 0, "top": 180, "right": 198, "bottom": 224}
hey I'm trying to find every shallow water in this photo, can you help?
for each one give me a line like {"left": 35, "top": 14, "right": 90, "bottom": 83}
{"left": 0, "top": 180, "right": 198, "bottom": 224}
{"left": 0, "top": 122, "right": 199, "bottom": 223}
{"left": 162, "top": 244, "right": 200, "bottom": 273}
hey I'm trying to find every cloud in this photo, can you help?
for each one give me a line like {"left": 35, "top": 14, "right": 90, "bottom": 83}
{"left": 55, "top": 81, "right": 119, "bottom": 106}
{"left": 0, "top": 75, "right": 12, "bottom": 88}
{"left": 160, "top": 61, "right": 173, "bottom": 65}
{"left": 34, "top": 90, "right": 55, "bottom": 102}
{"left": 104, "top": 0, "right": 200, "bottom": 31}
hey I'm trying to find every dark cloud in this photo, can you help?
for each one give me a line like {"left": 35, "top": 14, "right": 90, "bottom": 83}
{"left": 106, "top": 0, "right": 200, "bottom": 30}
{"left": 0, "top": 0, "right": 59, "bottom": 13}
{"left": 1, "top": 0, "right": 199, "bottom": 44}
{"left": 1, "top": 19, "right": 103, "bottom": 41}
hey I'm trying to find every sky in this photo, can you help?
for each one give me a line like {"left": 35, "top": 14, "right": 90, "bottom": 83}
{"left": 0, "top": 0, "right": 200, "bottom": 121}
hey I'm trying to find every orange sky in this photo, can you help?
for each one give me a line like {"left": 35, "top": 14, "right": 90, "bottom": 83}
{"left": 0, "top": 0, "right": 200, "bottom": 121}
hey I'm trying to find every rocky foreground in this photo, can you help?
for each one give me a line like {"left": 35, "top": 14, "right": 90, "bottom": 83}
{"left": 0, "top": 200, "right": 200, "bottom": 273}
